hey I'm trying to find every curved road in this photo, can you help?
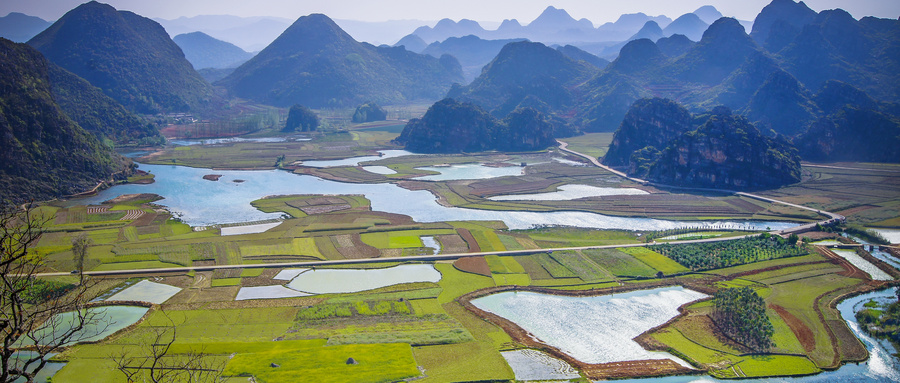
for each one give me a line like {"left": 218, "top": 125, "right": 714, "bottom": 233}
{"left": 37, "top": 143, "right": 849, "bottom": 278}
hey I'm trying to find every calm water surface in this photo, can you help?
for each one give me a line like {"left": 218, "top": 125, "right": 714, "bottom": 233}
{"left": 300, "top": 149, "right": 416, "bottom": 167}
{"left": 70, "top": 163, "right": 797, "bottom": 231}
{"left": 489, "top": 184, "right": 649, "bottom": 201}
{"left": 414, "top": 163, "right": 524, "bottom": 181}
{"left": 285, "top": 264, "right": 442, "bottom": 294}
{"left": 471, "top": 286, "right": 708, "bottom": 365}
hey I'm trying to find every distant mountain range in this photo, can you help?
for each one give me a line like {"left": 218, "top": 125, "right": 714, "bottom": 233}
{"left": 218, "top": 13, "right": 463, "bottom": 108}
{"left": 173, "top": 31, "right": 253, "bottom": 69}
{"left": 421, "top": 35, "right": 527, "bottom": 82}
{"left": 0, "top": 12, "right": 51, "bottom": 42}
{"left": 400, "top": 5, "right": 752, "bottom": 57}
{"left": 448, "top": 1, "right": 899, "bottom": 143}
{"left": 29, "top": 1, "right": 217, "bottom": 114}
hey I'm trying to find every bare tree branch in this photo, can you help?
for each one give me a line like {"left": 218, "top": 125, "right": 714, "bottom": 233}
{"left": 1, "top": 205, "right": 108, "bottom": 383}
{"left": 113, "top": 309, "right": 223, "bottom": 383}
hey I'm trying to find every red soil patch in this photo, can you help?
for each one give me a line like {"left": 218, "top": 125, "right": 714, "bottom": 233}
{"left": 456, "top": 228, "right": 481, "bottom": 252}
{"left": 453, "top": 256, "right": 491, "bottom": 277}
{"left": 770, "top": 304, "right": 816, "bottom": 352}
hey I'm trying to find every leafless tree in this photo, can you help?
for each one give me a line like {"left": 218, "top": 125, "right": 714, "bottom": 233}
{"left": 71, "top": 233, "right": 92, "bottom": 285}
{"left": 1, "top": 205, "right": 107, "bottom": 383}
{"left": 113, "top": 310, "right": 223, "bottom": 383}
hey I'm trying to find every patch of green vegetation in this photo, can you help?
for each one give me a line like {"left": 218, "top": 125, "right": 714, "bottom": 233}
{"left": 652, "top": 328, "right": 736, "bottom": 366}
{"left": 169, "top": 339, "right": 326, "bottom": 355}
{"left": 734, "top": 355, "right": 819, "bottom": 378}
{"left": 652, "top": 234, "right": 809, "bottom": 271}
{"left": 360, "top": 229, "right": 455, "bottom": 249}
{"left": 583, "top": 248, "right": 657, "bottom": 277}
{"left": 619, "top": 247, "right": 690, "bottom": 275}
{"left": 140, "top": 307, "right": 299, "bottom": 343}
{"left": 91, "top": 260, "right": 182, "bottom": 271}
{"left": 410, "top": 299, "right": 446, "bottom": 316}
{"left": 435, "top": 263, "right": 494, "bottom": 304}
{"left": 550, "top": 250, "right": 613, "bottom": 282}
{"left": 534, "top": 253, "right": 577, "bottom": 278}
{"left": 211, "top": 278, "right": 242, "bottom": 287}
{"left": 223, "top": 343, "right": 421, "bottom": 383}
{"left": 521, "top": 227, "right": 639, "bottom": 247}
{"left": 240, "top": 268, "right": 265, "bottom": 277}
{"left": 492, "top": 273, "right": 531, "bottom": 286}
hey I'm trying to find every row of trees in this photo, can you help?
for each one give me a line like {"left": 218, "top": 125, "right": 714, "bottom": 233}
{"left": 652, "top": 234, "right": 806, "bottom": 271}
{"left": 712, "top": 287, "right": 775, "bottom": 352}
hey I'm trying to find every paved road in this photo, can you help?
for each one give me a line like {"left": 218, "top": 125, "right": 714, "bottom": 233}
{"left": 36, "top": 144, "right": 852, "bottom": 278}
{"left": 37, "top": 233, "right": 766, "bottom": 277}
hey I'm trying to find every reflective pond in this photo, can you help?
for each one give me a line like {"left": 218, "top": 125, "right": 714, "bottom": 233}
{"left": 169, "top": 136, "right": 310, "bottom": 146}
{"left": 70, "top": 163, "right": 797, "bottom": 232}
{"left": 300, "top": 150, "right": 416, "bottom": 167}
{"left": 832, "top": 249, "right": 893, "bottom": 280}
{"left": 471, "top": 286, "right": 708, "bottom": 365}
{"left": 23, "top": 306, "right": 149, "bottom": 346}
{"left": 489, "top": 184, "right": 649, "bottom": 201}
{"left": 285, "top": 264, "right": 442, "bottom": 294}
{"left": 106, "top": 280, "right": 181, "bottom": 304}
{"left": 414, "top": 163, "right": 524, "bottom": 181}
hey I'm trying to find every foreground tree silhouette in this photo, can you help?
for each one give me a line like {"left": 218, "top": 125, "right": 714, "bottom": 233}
{"left": 1, "top": 205, "right": 105, "bottom": 383}
{"left": 112, "top": 310, "right": 223, "bottom": 382}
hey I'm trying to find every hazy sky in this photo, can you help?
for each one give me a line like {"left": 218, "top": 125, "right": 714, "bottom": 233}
{"left": 3, "top": 0, "right": 899, "bottom": 23}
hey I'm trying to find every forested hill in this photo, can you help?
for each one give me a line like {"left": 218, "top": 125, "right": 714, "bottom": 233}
{"left": 0, "top": 38, "right": 127, "bottom": 204}
{"left": 395, "top": 98, "right": 556, "bottom": 153}
{"left": 48, "top": 63, "right": 162, "bottom": 145}
{"left": 606, "top": 99, "right": 801, "bottom": 190}
{"left": 28, "top": 1, "right": 216, "bottom": 114}
{"left": 219, "top": 13, "right": 463, "bottom": 108}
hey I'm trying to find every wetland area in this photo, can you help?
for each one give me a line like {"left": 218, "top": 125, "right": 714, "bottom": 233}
{"left": 26, "top": 130, "right": 900, "bottom": 382}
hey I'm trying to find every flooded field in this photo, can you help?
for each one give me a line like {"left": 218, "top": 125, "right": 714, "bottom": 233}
{"left": 24, "top": 306, "right": 148, "bottom": 346}
{"left": 413, "top": 163, "right": 524, "bottom": 181}
{"left": 421, "top": 236, "right": 440, "bottom": 254}
{"left": 471, "top": 287, "right": 708, "bottom": 364}
{"left": 831, "top": 249, "right": 893, "bottom": 280}
{"left": 235, "top": 285, "right": 312, "bottom": 300}
{"left": 501, "top": 349, "right": 581, "bottom": 381}
{"left": 71, "top": 163, "right": 796, "bottom": 231}
{"left": 220, "top": 221, "right": 282, "bottom": 236}
{"left": 869, "top": 228, "right": 900, "bottom": 244}
{"left": 362, "top": 165, "right": 397, "bottom": 174}
{"left": 170, "top": 136, "right": 310, "bottom": 146}
{"left": 106, "top": 280, "right": 181, "bottom": 304}
{"left": 489, "top": 184, "right": 649, "bottom": 201}
{"left": 300, "top": 150, "right": 415, "bottom": 167}
{"left": 285, "top": 264, "right": 442, "bottom": 294}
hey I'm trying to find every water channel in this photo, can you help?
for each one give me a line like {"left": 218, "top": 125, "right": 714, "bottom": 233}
{"left": 70, "top": 163, "right": 797, "bottom": 232}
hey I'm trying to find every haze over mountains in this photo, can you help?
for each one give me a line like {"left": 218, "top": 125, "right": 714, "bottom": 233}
{"left": 217, "top": 13, "right": 463, "bottom": 108}
{"left": 28, "top": 1, "right": 216, "bottom": 114}
{"left": 0, "top": 0, "right": 898, "bottom": 200}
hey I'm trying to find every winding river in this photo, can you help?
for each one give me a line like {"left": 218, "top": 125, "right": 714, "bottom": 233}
{"left": 71, "top": 163, "right": 796, "bottom": 232}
